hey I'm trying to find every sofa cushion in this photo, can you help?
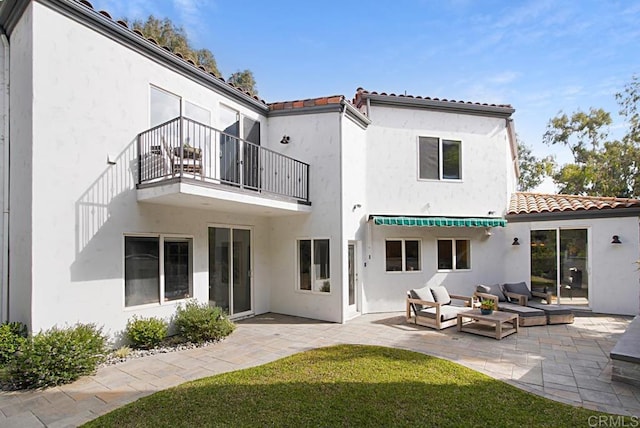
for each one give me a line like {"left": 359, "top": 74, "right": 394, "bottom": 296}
{"left": 503, "top": 282, "right": 532, "bottom": 300}
{"left": 418, "top": 305, "right": 471, "bottom": 321}
{"left": 476, "top": 284, "right": 507, "bottom": 302}
{"left": 498, "top": 302, "right": 545, "bottom": 318}
{"left": 527, "top": 302, "right": 573, "bottom": 315}
{"left": 409, "top": 287, "right": 435, "bottom": 311}
{"left": 430, "top": 286, "right": 451, "bottom": 305}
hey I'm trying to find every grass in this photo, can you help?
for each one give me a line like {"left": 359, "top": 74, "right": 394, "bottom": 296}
{"left": 84, "top": 345, "right": 622, "bottom": 427}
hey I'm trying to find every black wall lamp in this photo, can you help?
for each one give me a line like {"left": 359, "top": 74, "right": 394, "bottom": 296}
{"left": 280, "top": 135, "right": 290, "bottom": 144}
{"left": 512, "top": 238, "right": 520, "bottom": 246}
{"left": 612, "top": 235, "right": 622, "bottom": 244}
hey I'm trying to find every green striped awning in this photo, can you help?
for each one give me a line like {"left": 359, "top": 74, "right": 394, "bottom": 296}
{"left": 371, "top": 216, "right": 507, "bottom": 227}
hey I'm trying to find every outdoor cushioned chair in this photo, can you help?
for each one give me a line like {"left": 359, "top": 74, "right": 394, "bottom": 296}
{"left": 502, "top": 281, "right": 574, "bottom": 325}
{"left": 406, "top": 285, "right": 474, "bottom": 330}
{"left": 474, "top": 285, "right": 546, "bottom": 327}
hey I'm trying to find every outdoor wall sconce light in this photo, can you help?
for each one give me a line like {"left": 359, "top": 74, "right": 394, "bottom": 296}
{"left": 484, "top": 227, "right": 492, "bottom": 236}
{"left": 612, "top": 235, "right": 622, "bottom": 244}
{"left": 280, "top": 135, "right": 290, "bottom": 144}
{"left": 352, "top": 204, "right": 362, "bottom": 212}
{"left": 512, "top": 238, "right": 520, "bottom": 246}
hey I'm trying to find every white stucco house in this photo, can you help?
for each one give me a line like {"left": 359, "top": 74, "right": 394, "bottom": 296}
{"left": 0, "top": 0, "right": 638, "bottom": 338}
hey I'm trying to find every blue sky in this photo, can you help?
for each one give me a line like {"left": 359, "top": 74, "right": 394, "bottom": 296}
{"left": 94, "top": 0, "right": 640, "bottom": 191}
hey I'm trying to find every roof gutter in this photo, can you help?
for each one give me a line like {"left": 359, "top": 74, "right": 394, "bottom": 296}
{"left": 361, "top": 93, "right": 515, "bottom": 119}
{"left": 506, "top": 118, "right": 520, "bottom": 178}
{"left": 506, "top": 207, "right": 640, "bottom": 222}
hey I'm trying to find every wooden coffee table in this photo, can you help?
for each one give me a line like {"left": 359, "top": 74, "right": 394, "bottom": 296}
{"left": 457, "top": 309, "right": 519, "bottom": 340}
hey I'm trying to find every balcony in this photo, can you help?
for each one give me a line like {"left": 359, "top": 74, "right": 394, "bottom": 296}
{"left": 136, "top": 117, "right": 311, "bottom": 215}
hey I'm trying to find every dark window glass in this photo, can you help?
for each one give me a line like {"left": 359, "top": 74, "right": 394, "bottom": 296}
{"left": 385, "top": 241, "right": 403, "bottom": 271}
{"left": 125, "top": 237, "right": 160, "bottom": 307}
{"left": 437, "top": 240, "right": 453, "bottom": 270}
{"left": 405, "top": 240, "right": 420, "bottom": 271}
{"left": 164, "top": 240, "right": 191, "bottom": 301}
{"left": 299, "top": 240, "right": 311, "bottom": 290}
{"left": 419, "top": 137, "right": 439, "bottom": 179}
{"left": 456, "top": 239, "right": 470, "bottom": 270}
{"left": 442, "top": 140, "right": 461, "bottom": 179}
{"left": 314, "top": 239, "right": 330, "bottom": 281}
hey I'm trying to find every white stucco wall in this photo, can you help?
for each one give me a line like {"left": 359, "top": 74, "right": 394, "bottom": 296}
{"left": 8, "top": 4, "right": 34, "bottom": 327}
{"left": 365, "top": 105, "right": 512, "bottom": 217}
{"left": 504, "top": 216, "right": 640, "bottom": 316}
{"left": 22, "top": 3, "right": 275, "bottom": 336}
{"left": 267, "top": 111, "right": 342, "bottom": 323}
{"left": 340, "top": 114, "right": 368, "bottom": 318}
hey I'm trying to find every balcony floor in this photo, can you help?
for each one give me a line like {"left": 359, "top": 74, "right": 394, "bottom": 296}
{"left": 137, "top": 177, "right": 312, "bottom": 216}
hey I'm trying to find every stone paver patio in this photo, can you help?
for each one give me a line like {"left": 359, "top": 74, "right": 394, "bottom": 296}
{"left": 1, "top": 312, "right": 639, "bottom": 427}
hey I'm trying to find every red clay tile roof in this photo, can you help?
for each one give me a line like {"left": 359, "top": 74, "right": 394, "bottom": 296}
{"left": 353, "top": 88, "right": 513, "bottom": 110}
{"left": 268, "top": 95, "right": 344, "bottom": 111}
{"left": 75, "top": 0, "right": 265, "bottom": 104}
{"left": 508, "top": 192, "right": 640, "bottom": 215}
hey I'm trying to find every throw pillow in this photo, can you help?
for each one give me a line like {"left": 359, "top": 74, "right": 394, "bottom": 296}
{"left": 409, "top": 287, "right": 435, "bottom": 311}
{"left": 476, "top": 284, "right": 507, "bottom": 302}
{"left": 503, "top": 282, "right": 532, "bottom": 299}
{"left": 430, "top": 286, "right": 451, "bottom": 305}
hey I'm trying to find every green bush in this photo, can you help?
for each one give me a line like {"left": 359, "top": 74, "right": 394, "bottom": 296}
{"left": 173, "top": 300, "right": 235, "bottom": 343}
{"left": 6, "top": 323, "right": 106, "bottom": 389}
{"left": 0, "top": 322, "right": 28, "bottom": 365}
{"left": 125, "top": 315, "right": 168, "bottom": 349}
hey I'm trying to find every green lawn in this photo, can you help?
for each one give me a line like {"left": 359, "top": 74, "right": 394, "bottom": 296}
{"left": 84, "top": 345, "right": 621, "bottom": 427}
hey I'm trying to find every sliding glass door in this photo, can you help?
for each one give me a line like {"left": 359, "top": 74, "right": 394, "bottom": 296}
{"left": 530, "top": 228, "right": 589, "bottom": 306}
{"left": 208, "top": 226, "right": 252, "bottom": 316}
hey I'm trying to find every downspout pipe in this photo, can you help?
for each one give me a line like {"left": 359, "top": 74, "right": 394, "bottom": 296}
{"left": 1, "top": 31, "right": 9, "bottom": 322}
{"left": 338, "top": 101, "right": 346, "bottom": 323}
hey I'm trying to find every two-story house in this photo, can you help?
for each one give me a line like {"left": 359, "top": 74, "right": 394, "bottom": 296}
{"left": 0, "top": 0, "right": 638, "bottom": 338}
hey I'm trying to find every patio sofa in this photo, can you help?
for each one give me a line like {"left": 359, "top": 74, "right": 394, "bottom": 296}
{"left": 502, "top": 282, "right": 574, "bottom": 325}
{"left": 406, "top": 285, "right": 474, "bottom": 330}
{"left": 474, "top": 285, "right": 547, "bottom": 327}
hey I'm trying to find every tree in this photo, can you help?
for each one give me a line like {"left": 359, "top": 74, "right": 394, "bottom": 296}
{"left": 517, "top": 139, "right": 555, "bottom": 191}
{"left": 132, "top": 15, "right": 220, "bottom": 76}
{"left": 228, "top": 69, "right": 258, "bottom": 96}
{"left": 542, "top": 77, "right": 640, "bottom": 198}
{"left": 616, "top": 75, "right": 640, "bottom": 144}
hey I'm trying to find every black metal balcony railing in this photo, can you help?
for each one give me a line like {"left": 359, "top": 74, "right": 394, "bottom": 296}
{"left": 137, "top": 117, "right": 310, "bottom": 203}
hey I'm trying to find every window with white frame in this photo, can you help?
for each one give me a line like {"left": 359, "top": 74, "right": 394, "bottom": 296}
{"left": 298, "top": 239, "right": 330, "bottom": 293}
{"left": 437, "top": 239, "right": 470, "bottom": 271}
{"left": 418, "top": 137, "right": 461, "bottom": 180}
{"left": 124, "top": 235, "right": 193, "bottom": 307}
{"left": 385, "top": 239, "right": 421, "bottom": 272}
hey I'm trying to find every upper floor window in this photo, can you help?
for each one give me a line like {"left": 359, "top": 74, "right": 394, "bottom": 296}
{"left": 150, "top": 86, "right": 181, "bottom": 127}
{"left": 418, "top": 137, "right": 461, "bottom": 180}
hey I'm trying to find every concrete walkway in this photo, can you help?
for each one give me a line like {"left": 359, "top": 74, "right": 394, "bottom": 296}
{"left": 0, "top": 312, "right": 639, "bottom": 427}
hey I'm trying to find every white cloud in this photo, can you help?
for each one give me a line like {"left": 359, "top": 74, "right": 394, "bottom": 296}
{"left": 488, "top": 71, "right": 520, "bottom": 85}
{"left": 172, "top": 0, "right": 215, "bottom": 44}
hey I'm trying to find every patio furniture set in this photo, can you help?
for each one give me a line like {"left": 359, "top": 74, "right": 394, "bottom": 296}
{"left": 406, "top": 282, "right": 575, "bottom": 340}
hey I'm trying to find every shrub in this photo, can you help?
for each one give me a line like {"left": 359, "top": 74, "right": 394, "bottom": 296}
{"left": 6, "top": 323, "right": 106, "bottom": 389}
{"left": 125, "top": 315, "right": 168, "bottom": 349}
{"left": 173, "top": 300, "right": 235, "bottom": 343}
{"left": 113, "top": 346, "right": 132, "bottom": 359}
{"left": 0, "top": 322, "right": 28, "bottom": 365}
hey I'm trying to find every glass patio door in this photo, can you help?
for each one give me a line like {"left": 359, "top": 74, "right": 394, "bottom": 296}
{"left": 530, "top": 229, "right": 589, "bottom": 306}
{"left": 209, "top": 226, "right": 252, "bottom": 316}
